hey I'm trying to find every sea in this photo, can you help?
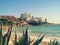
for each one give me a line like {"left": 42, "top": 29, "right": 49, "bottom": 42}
{"left": 13, "top": 25, "right": 60, "bottom": 37}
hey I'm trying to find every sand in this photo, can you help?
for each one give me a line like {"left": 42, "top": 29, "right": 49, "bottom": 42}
{"left": 3, "top": 31, "right": 49, "bottom": 45}
{"left": 2, "top": 27, "right": 60, "bottom": 45}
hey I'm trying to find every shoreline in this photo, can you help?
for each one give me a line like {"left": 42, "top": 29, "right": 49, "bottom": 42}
{"left": 2, "top": 25, "right": 60, "bottom": 45}
{"left": 3, "top": 31, "right": 60, "bottom": 45}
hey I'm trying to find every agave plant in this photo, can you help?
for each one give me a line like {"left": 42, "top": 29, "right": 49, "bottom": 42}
{"left": 0, "top": 25, "right": 12, "bottom": 45}
{"left": 13, "top": 27, "right": 45, "bottom": 45}
{"left": 49, "top": 39, "right": 60, "bottom": 45}
{"left": 0, "top": 26, "right": 3, "bottom": 45}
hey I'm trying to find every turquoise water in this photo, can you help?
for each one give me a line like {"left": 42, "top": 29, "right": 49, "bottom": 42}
{"left": 13, "top": 25, "right": 60, "bottom": 37}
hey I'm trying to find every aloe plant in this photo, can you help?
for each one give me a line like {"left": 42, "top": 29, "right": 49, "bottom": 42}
{"left": 33, "top": 35, "right": 45, "bottom": 45}
{"left": 49, "top": 40, "right": 60, "bottom": 45}
{"left": 0, "top": 25, "right": 12, "bottom": 45}
{"left": 14, "top": 27, "right": 45, "bottom": 45}
{"left": 0, "top": 26, "right": 3, "bottom": 45}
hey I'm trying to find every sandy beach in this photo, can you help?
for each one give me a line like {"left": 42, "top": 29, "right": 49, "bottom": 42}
{"left": 2, "top": 26, "right": 60, "bottom": 45}
{"left": 2, "top": 31, "right": 60, "bottom": 45}
{"left": 3, "top": 31, "right": 49, "bottom": 45}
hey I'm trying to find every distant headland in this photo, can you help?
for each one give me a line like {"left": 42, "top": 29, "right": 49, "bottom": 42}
{"left": 0, "top": 12, "right": 59, "bottom": 27}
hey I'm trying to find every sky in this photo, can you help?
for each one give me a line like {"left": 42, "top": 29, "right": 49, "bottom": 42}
{"left": 0, "top": 0, "right": 60, "bottom": 24}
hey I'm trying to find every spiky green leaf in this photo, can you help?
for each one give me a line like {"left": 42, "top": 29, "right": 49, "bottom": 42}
{"left": 0, "top": 26, "right": 2, "bottom": 45}
{"left": 33, "top": 35, "right": 45, "bottom": 45}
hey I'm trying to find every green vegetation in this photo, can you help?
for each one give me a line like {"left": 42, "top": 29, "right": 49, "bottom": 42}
{"left": 0, "top": 26, "right": 2, "bottom": 45}
{"left": 13, "top": 27, "right": 45, "bottom": 45}
{"left": 0, "top": 18, "right": 13, "bottom": 26}
{"left": 0, "top": 26, "right": 12, "bottom": 45}
{"left": 1, "top": 25, "right": 60, "bottom": 45}
{"left": 49, "top": 40, "right": 60, "bottom": 45}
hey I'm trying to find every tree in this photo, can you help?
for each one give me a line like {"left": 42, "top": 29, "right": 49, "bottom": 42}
{"left": 0, "top": 18, "right": 13, "bottom": 25}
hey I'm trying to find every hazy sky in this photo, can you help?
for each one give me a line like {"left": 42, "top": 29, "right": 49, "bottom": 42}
{"left": 0, "top": 0, "right": 60, "bottom": 24}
